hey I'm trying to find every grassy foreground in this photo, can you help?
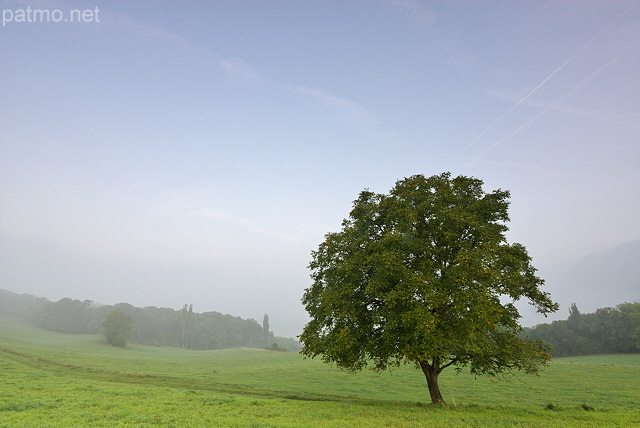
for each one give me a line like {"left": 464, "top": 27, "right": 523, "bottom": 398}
{"left": 1, "top": 319, "right": 639, "bottom": 427}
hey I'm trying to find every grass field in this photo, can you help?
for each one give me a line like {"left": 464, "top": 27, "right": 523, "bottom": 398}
{"left": 1, "top": 318, "right": 639, "bottom": 427}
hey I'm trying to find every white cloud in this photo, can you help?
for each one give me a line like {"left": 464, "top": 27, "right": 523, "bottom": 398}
{"left": 218, "top": 57, "right": 262, "bottom": 81}
{"left": 95, "top": 8, "right": 203, "bottom": 56}
{"left": 389, "top": 0, "right": 436, "bottom": 27}
{"left": 285, "top": 86, "right": 377, "bottom": 128}
{"left": 387, "top": 0, "right": 474, "bottom": 70}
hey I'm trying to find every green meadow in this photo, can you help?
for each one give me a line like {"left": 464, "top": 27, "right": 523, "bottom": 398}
{"left": 1, "top": 318, "right": 638, "bottom": 427}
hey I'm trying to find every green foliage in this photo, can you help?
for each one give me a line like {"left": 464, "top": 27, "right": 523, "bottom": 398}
{"left": 0, "top": 290, "right": 49, "bottom": 319}
{"left": 526, "top": 302, "right": 640, "bottom": 356}
{"left": 102, "top": 309, "right": 133, "bottom": 347}
{"left": 301, "top": 173, "right": 558, "bottom": 404}
{"left": 34, "top": 297, "right": 91, "bottom": 334}
{"left": 265, "top": 342, "right": 288, "bottom": 352}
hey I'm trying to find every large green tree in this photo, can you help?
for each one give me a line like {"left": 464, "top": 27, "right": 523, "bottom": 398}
{"left": 300, "top": 173, "right": 558, "bottom": 405}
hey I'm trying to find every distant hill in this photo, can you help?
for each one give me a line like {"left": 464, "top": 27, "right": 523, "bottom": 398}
{"left": 561, "top": 239, "right": 640, "bottom": 312}
{"left": 517, "top": 239, "right": 640, "bottom": 326}
{"left": 0, "top": 289, "right": 301, "bottom": 351}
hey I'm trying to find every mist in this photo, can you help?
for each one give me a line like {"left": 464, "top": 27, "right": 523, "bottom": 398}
{"left": 1, "top": 1, "right": 639, "bottom": 338}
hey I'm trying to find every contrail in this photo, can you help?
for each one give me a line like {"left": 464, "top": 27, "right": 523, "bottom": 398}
{"left": 460, "top": 56, "right": 576, "bottom": 154}
{"left": 467, "top": 52, "right": 626, "bottom": 166}
{"left": 456, "top": 0, "right": 638, "bottom": 160}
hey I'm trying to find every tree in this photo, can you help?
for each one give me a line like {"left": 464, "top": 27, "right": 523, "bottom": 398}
{"left": 618, "top": 302, "right": 640, "bottom": 351}
{"left": 566, "top": 302, "right": 585, "bottom": 337}
{"left": 180, "top": 303, "right": 194, "bottom": 349}
{"left": 300, "top": 173, "right": 558, "bottom": 405}
{"left": 102, "top": 308, "right": 133, "bottom": 348}
{"left": 262, "top": 313, "right": 274, "bottom": 348}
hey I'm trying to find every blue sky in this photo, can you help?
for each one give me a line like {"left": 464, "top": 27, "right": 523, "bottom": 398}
{"left": 1, "top": 0, "right": 639, "bottom": 337}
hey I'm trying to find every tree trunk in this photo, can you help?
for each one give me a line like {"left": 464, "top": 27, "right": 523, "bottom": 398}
{"left": 420, "top": 359, "right": 445, "bottom": 405}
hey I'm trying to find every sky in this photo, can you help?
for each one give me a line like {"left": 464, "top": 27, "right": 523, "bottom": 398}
{"left": 1, "top": 0, "right": 639, "bottom": 338}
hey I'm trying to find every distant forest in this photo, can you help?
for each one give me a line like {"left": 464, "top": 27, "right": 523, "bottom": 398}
{"left": 1, "top": 289, "right": 638, "bottom": 357}
{"left": 0, "top": 289, "right": 301, "bottom": 351}
{"left": 524, "top": 302, "right": 640, "bottom": 357}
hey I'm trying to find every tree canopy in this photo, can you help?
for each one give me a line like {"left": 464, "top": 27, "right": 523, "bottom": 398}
{"left": 300, "top": 173, "right": 558, "bottom": 405}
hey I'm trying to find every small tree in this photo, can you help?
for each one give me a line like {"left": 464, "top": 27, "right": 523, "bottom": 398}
{"left": 300, "top": 173, "right": 558, "bottom": 405}
{"left": 262, "top": 313, "right": 272, "bottom": 348}
{"left": 567, "top": 303, "right": 583, "bottom": 333}
{"left": 180, "top": 304, "right": 194, "bottom": 349}
{"left": 102, "top": 308, "right": 133, "bottom": 348}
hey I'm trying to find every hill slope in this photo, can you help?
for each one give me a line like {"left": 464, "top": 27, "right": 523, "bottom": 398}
{"left": 562, "top": 239, "right": 640, "bottom": 311}
{"left": 1, "top": 320, "right": 639, "bottom": 426}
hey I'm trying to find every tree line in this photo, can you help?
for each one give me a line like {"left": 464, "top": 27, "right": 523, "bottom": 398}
{"left": 524, "top": 302, "right": 640, "bottom": 357}
{"left": 0, "top": 289, "right": 300, "bottom": 351}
